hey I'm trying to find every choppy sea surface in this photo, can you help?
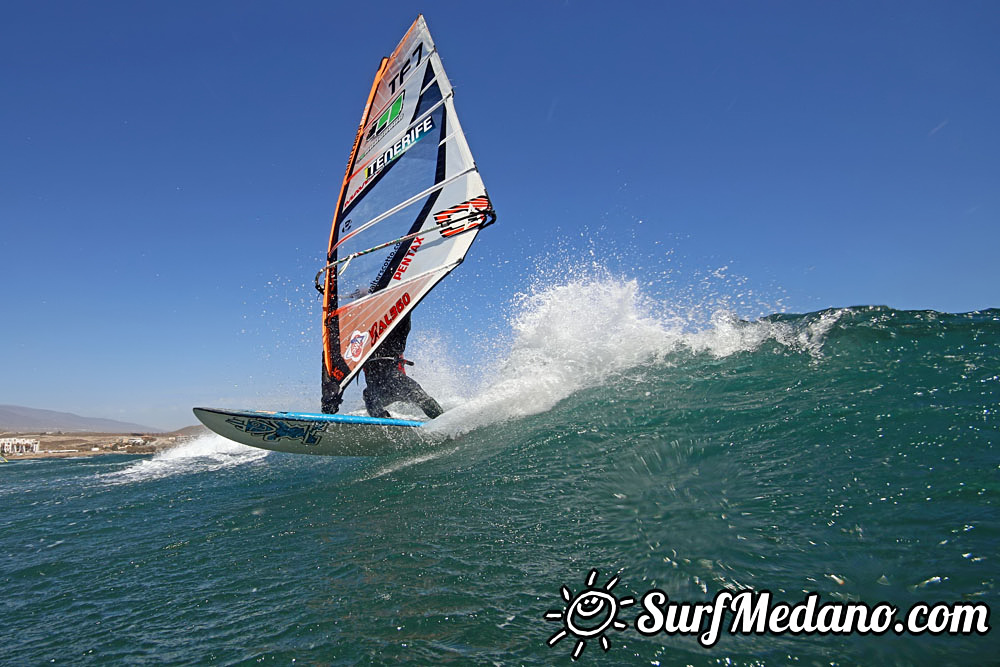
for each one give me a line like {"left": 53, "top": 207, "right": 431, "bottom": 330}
{"left": 2, "top": 278, "right": 997, "bottom": 665}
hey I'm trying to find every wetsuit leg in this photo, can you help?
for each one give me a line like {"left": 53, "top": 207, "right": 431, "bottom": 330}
{"left": 390, "top": 373, "right": 444, "bottom": 419}
{"left": 363, "top": 386, "right": 391, "bottom": 419}
{"left": 364, "top": 368, "right": 443, "bottom": 419}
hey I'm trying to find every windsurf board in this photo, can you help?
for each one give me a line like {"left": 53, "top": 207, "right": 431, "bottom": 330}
{"left": 193, "top": 407, "right": 426, "bottom": 457}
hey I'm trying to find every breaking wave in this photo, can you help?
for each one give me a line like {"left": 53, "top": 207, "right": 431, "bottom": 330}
{"left": 99, "top": 434, "right": 268, "bottom": 485}
{"left": 420, "top": 270, "right": 831, "bottom": 438}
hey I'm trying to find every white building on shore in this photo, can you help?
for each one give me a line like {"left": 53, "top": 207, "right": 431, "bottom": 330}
{"left": 1, "top": 438, "right": 40, "bottom": 454}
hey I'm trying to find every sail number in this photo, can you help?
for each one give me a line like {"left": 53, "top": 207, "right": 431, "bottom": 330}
{"left": 387, "top": 43, "right": 424, "bottom": 94}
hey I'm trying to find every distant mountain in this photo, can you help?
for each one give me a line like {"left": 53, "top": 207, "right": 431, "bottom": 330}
{"left": 0, "top": 405, "right": 162, "bottom": 434}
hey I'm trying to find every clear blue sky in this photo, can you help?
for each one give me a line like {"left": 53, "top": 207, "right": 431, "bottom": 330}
{"left": 2, "top": 1, "right": 997, "bottom": 429}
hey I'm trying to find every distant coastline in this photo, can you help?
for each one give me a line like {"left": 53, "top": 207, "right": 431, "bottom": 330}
{"left": 0, "top": 426, "right": 208, "bottom": 461}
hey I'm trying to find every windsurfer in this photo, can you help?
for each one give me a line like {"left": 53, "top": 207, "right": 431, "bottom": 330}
{"left": 362, "top": 314, "right": 443, "bottom": 419}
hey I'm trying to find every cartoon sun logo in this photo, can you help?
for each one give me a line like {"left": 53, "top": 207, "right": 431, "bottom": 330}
{"left": 545, "top": 569, "right": 635, "bottom": 660}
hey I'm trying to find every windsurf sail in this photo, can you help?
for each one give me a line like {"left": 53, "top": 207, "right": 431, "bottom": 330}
{"left": 319, "top": 15, "right": 496, "bottom": 410}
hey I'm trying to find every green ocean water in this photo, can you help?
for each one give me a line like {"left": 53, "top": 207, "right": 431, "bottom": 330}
{"left": 2, "top": 303, "right": 997, "bottom": 665}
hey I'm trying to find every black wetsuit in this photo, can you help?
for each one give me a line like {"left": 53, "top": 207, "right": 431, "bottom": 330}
{"left": 362, "top": 315, "right": 443, "bottom": 419}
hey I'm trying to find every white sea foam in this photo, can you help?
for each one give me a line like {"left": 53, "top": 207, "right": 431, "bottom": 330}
{"left": 99, "top": 434, "right": 268, "bottom": 484}
{"left": 684, "top": 307, "right": 846, "bottom": 359}
{"left": 421, "top": 276, "right": 667, "bottom": 436}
